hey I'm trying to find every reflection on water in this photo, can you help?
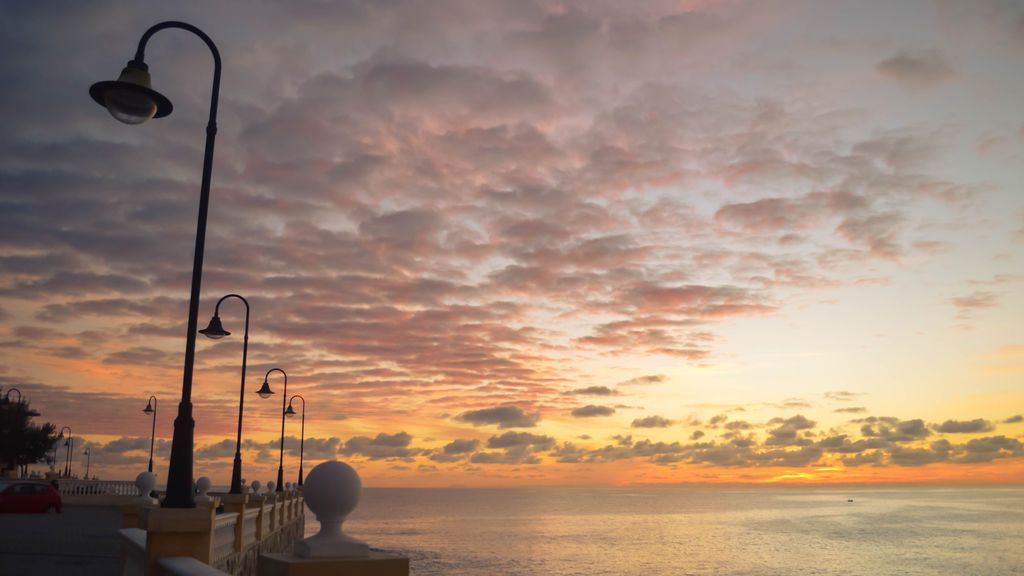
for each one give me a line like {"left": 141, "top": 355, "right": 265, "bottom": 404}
{"left": 303, "top": 486, "right": 1024, "bottom": 576}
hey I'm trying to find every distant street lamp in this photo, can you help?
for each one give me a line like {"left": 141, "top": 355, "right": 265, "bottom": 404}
{"left": 199, "top": 294, "right": 251, "bottom": 494}
{"left": 89, "top": 21, "right": 223, "bottom": 508}
{"left": 3, "top": 387, "right": 22, "bottom": 405}
{"left": 84, "top": 448, "right": 91, "bottom": 479}
{"left": 285, "top": 395, "right": 306, "bottom": 486}
{"left": 60, "top": 426, "right": 73, "bottom": 478}
{"left": 256, "top": 368, "right": 288, "bottom": 491}
{"left": 143, "top": 396, "right": 158, "bottom": 472}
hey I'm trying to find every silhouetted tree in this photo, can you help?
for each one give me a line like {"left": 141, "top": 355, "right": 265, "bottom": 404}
{"left": 0, "top": 396, "right": 58, "bottom": 477}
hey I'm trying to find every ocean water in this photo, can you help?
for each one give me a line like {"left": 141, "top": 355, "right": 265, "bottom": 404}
{"left": 305, "top": 486, "right": 1024, "bottom": 576}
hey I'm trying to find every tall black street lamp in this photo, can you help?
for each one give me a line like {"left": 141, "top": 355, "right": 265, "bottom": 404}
{"left": 256, "top": 368, "right": 287, "bottom": 491}
{"left": 84, "top": 448, "right": 91, "bottom": 479}
{"left": 199, "top": 294, "right": 251, "bottom": 494}
{"left": 89, "top": 21, "right": 222, "bottom": 508}
{"left": 142, "top": 396, "right": 158, "bottom": 473}
{"left": 285, "top": 395, "right": 306, "bottom": 486}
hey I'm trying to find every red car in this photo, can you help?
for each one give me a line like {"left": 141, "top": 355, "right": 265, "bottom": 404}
{"left": 0, "top": 480, "right": 62, "bottom": 513}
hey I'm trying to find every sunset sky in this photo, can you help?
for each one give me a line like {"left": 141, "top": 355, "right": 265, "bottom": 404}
{"left": 1, "top": 0, "right": 1022, "bottom": 487}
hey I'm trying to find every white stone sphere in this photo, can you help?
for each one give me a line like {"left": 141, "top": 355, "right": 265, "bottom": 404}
{"left": 135, "top": 471, "right": 156, "bottom": 496}
{"left": 250, "top": 480, "right": 261, "bottom": 494}
{"left": 266, "top": 481, "right": 276, "bottom": 493}
{"left": 303, "top": 461, "right": 361, "bottom": 521}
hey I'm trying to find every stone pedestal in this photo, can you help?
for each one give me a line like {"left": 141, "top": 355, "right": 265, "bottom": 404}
{"left": 140, "top": 506, "right": 217, "bottom": 574}
{"left": 221, "top": 493, "right": 249, "bottom": 552}
{"left": 258, "top": 552, "right": 409, "bottom": 576}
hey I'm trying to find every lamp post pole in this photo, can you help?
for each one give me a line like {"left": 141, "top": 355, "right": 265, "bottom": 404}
{"left": 89, "top": 21, "right": 222, "bottom": 508}
{"left": 58, "top": 426, "right": 72, "bottom": 477}
{"left": 143, "top": 396, "right": 158, "bottom": 472}
{"left": 66, "top": 437, "right": 74, "bottom": 478}
{"left": 84, "top": 448, "right": 91, "bottom": 479}
{"left": 286, "top": 395, "right": 306, "bottom": 486}
{"left": 258, "top": 369, "right": 288, "bottom": 491}
{"left": 199, "top": 294, "right": 251, "bottom": 494}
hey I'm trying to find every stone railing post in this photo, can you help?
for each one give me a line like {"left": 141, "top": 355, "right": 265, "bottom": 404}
{"left": 221, "top": 493, "right": 249, "bottom": 554}
{"left": 258, "top": 461, "right": 409, "bottom": 576}
{"left": 265, "top": 492, "right": 277, "bottom": 533}
{"left": 140, "top": 504, "right": 217, "bottom": 574}
{"left": 248, "top": 494, "right": 267, "bottom": 542}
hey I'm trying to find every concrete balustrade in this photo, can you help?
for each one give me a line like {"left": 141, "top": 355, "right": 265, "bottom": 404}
{"left": 110, "top": 479, "right": 304, "bottom": 576}
{"left": 108, "top": 460, "right": 409, "bottom": 576}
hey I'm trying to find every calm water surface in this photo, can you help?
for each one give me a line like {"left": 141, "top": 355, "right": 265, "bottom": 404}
{"left": 304, "top": 486, "right": 1024, "bottom": 575}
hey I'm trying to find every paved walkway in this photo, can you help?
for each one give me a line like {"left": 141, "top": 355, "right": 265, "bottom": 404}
{"left": 0, "top": 505, "right": 123, "bottom": 575}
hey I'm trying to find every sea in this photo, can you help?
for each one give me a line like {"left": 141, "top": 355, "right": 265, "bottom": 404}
{"left": 305, "top": 486, "right": 1024, "bottom": 576}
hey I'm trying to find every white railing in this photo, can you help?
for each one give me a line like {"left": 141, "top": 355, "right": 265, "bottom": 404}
{"left": 212, "top": 513, "right": 238, "bottom": 563}
{"left": 259, "top": 503, "right": 272, "bottom": 535}
{"left": 58, "top": 478, "right": 138, "bottom": 496}
{"left": 242, "top": 508, "right": 259, "bottom": 547}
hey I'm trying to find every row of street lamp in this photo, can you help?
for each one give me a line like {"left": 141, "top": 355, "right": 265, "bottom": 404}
{"left": 88, "top": 21, "right": 316, "bottom": 507}
{"left": 141, "top": 364, "right": 308, "bottom": 493}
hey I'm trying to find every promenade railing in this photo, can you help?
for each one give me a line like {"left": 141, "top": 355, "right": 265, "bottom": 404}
{"left": 57, "top": 478, "right": 139, "bottom": 495}
{"left": 115, "top": 490, "right": 304, "bottom": 576}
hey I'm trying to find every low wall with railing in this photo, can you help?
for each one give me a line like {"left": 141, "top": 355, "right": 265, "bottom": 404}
{"left": 116, "top": 491, "right": 304, "bottom": 576}
{"left": 212, "top": 492, "right": 305, "bottom": 575}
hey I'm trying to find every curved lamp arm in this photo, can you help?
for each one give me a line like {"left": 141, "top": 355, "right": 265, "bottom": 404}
{"left": 134, "top": 21, "right": 221, "bottom": 128}
{"left": 4, "top": 387, "right": 21, "bottom": 404}
{"left": 213, "top": 293, "right": 249, "bottom": 316}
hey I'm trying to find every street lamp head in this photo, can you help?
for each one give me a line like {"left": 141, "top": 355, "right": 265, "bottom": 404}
{"left": 257, "top": 380, "right": 274, "bottom": 399}
{"left": 198, "top": 314, "right": 230, "bottom": 339}
{"left": 89, "top": 60, "right": 173, "bottom": 125}
{"left": 143, "top": 400, "right": 155, "bottom": 414}
{"left": 285, "top": 404, "right": 297, "bottom": 416}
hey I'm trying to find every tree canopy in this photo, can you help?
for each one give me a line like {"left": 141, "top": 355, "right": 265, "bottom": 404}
{"left": 0, "top": 395, "right": 58, "bottom": 475}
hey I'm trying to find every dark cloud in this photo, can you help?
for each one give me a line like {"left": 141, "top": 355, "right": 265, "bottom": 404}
{"left": 934, "top": 419, "right": 995, "bottom": 434}
{"left": 857, "top": 417, "right": 931, "bottom": 442}
{"left": 442, "top": 438, "right": 481, "bottom": 455}
{"left": 1004, "top": 415, "right": 1023, "bottom": 424}
{"left": 570, "top": 405, "right": 616, "bottom": 418}
{"left": 568, "top": 385, "right": 618, "bottom": 396}
{"left": 766, "top": 415, "right": 816, "bottom": 446}
{"left": 455, "top": 405, "right": 540, "bottom": 428}
{"left": 339, "top": 432, "right": 418, "bottom": 460}
{"left": 834, "top": 407, "right": 867, "bottom": 414}
{"left": 958, "top": 436, "right": 1023, "bottom": 463}
{"left": 876, "top": 49, "right": 956, "bottom": 91}
{"left": 631, "top": 415, "right": 673, "bottom": 428}
{"left": 615, "top": 375, "right": 667, "bottom": 386}
{"left": 487, "top": 431, "right": 555, "bottom": 450}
